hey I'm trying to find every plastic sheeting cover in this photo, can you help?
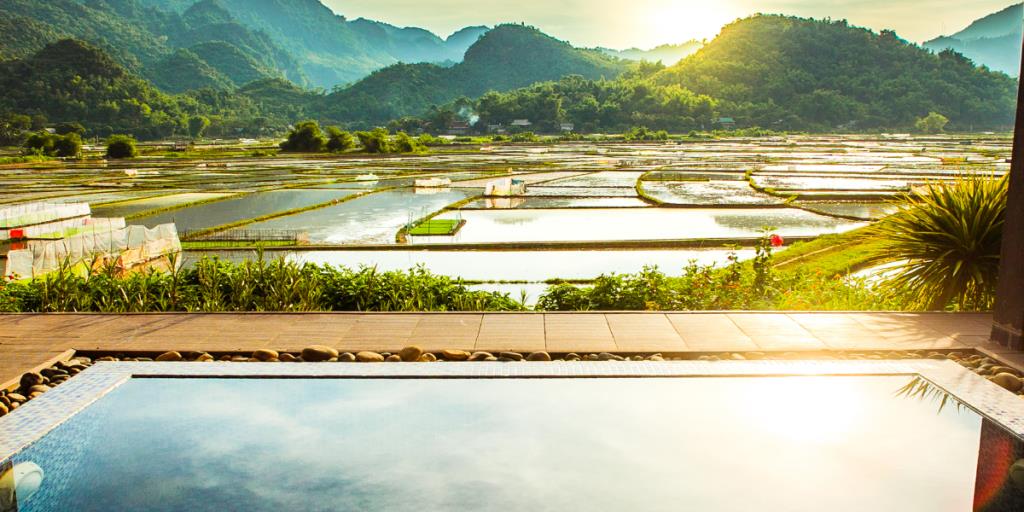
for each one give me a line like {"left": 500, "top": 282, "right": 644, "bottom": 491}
{"left": 4, "top": 224, "right": 181, "bottom": 280}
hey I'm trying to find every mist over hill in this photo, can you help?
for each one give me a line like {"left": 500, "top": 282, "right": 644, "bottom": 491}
{"left": 923, "top": 3, "right": 1022, "bottom": 76}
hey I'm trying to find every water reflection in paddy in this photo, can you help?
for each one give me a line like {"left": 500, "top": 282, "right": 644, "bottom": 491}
{"left": 462, "top": 197, "right": 649, "bottom": 209}
{"left": 131, "top": 189, "right": 360, "bottom": 230}
{"left": 422, "top": 208, "right": 865, "bottom": 243}
{"left": 242, "top": 189, "right": 475, "bottom": 244}
{"left": 642, "top": 181, "right": 782, "bottom": 205}
{"left": 90, "top": 192, "right": 236, "bottom": 218}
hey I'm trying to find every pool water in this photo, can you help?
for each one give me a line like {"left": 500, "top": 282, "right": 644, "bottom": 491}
{"left": 2, "top": 376, "right": 1001, "bottom": 511}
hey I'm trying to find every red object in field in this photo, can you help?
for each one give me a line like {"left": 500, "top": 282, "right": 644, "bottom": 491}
{"left": 9, "top": 229, "right": 24, "bottom": 239}
{"left": 770, "top": 234, "right": 785, "bottom": 247}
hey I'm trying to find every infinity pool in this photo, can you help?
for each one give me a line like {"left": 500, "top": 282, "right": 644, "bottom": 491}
{"left": 2, "top": 373, "right": 1020, "bottom": 511}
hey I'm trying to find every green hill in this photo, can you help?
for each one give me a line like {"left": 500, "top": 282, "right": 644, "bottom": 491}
{"left": 149, "top": 48, "right": 235, "bottom": 92}
{"left": 654, "top": 15, "right": 1018, "bottom": 130}
{"left": 134, "top": 0, "right": 493, "bottom": 88}
{"left": 320, "top": 24, "right": 630, "bottom": 127}
{"left": 0, "top": 39, "right": 189, "bottom": 138}
{"left": 0, "top": 0, "right": 305, "bottom": 91}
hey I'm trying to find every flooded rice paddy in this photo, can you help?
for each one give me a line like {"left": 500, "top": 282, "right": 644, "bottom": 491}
{"left": 2, "top": 134, "right": 1009, "bottom": 294}
{"left": 420, "top": 208, "right": 864, "bottom": 244}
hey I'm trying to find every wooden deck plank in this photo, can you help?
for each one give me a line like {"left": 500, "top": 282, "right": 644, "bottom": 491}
{"left": 0, "top": 312, "right": 1015, "bottom": 386}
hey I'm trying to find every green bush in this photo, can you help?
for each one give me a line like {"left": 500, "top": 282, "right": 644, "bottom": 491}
{"left": 22, "top": 131, "right": 55, "bottom": 156}
{"left": 417, "top": 133, "right": 448, "bottom": 146}
{"left": 536, "top": 235, "right": 901, "bottom": 311}
{"left": 511, "top": 131, "right": 538, "bottom": 143}
{"left": 915, "top": 112, "right": 949, "bottom": 134}
{"left": 624, "top": 126, "right": 669, "bottom": 141}
{"left": 393, "top": 131, "right": 425, "bottom": 153}
{"left": 280, "top": 120, "right": 327, "bottom": 152}
{"left": 0, "top": 256, "right": 525, "bottom": 313}
{"left": 105, "top": 134, "right": 138, "bottom": 159}
{"left": 325, "top": 126, "right": 355, "bottom": 152}
{"left": 22, "top": 131, "right": 81, "bottom": 157}
{"left": 355, "top": 127, "right": 392, "bottom": 153}
{"left": 52, "top": 132, "right": 82, "bottom": 157}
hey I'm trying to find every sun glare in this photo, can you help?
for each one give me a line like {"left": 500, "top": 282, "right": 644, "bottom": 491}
{"left": 740, "top": 377, "right": 866, "bottom": 444}
{"left": 644, "top": 1, "right": 737, "bottom": 45}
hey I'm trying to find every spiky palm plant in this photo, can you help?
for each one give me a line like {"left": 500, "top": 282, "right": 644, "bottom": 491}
{"left": 866, "top": 175, "right": 1007, "bottom": 311}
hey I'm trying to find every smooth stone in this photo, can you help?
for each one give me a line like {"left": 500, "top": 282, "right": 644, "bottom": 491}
{"left": 279, "top": 353, "right": 298, "bottom": 362}
{"left": 20, "top": 372, "right": 45, "bottom": 388}
{"left": 231, "top": 356, "right": 250, "bottom": 362}
{"left": 155, "top": 351, "right": 183, "bottom": 362}
{"left": 730, "top": 353, "right": 746, "bottom": 360}
{"left": 385, "top": 354, "right": 402, "bottom": 362}
{"left": 195, "top": 353, "right": 215, "bottom": 362}
{"left": 356, "top": 351, "right": 385, "bottom": 363}
{"left": 252, "top": 349, "right": 279, "bottom": 362}
{"left": 28, "top": 385, "right": 49, "bottom": 394}
{"left": 219, "top": 355, "right": 233, "bottom": 361}
{"left": 302, "top": 345, "right": 339, "bottom": 362}
{"left": 991, "top": 373, "right": 1024, "bottom": 392}
{"left": 499, "top": 351, "right": 524, "bottom": 361}
{"left": 441, "top": 349, "right": 471, "bottom": 361}
{"left": 469, "top": 351, "right": 494, "bottom": 361}
{"left": 648, "top": 354, "right": 665, "bottom": 361}
{"left": 7, "top": 393, "right": 26, "bottom": 403}
{"left": 338, "top": 352, "right": 357, "bottom": 362}
{"left": 483, "top": 356, "right": 498, "bottom": 361}
{"left": 419, "top": 353, "right": 437, "bottom": 362}
{"left": 0, "top": 403, "right": 7, "bottom": 416}
{"left": 399, "top": 346, "right": 424, "bottom": 362}
{"left": 988, "top": 366, "right": 1019, "bottom": 376}
{"left": 597, "top": 352, "right": 623, "bottom": 361}
{"left": 526, "top": 351, "right": 551, "bottom": 361}
{"left": 565, "top": 353, "right": 581, "bottom": 361}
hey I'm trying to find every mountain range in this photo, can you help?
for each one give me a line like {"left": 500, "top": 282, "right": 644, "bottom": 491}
{"left": 924, "top": 3, "right": 1022, "bottom": 76}
{"left": 600, "top": 41, "right": 703, "bottom": 65}
{"left": 0, "top": 1, "right": 1018, "bottom": 138}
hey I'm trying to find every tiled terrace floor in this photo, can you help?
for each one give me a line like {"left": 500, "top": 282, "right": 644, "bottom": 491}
{"left": 1, "top": 312, "right": 1019, "bottom": 387}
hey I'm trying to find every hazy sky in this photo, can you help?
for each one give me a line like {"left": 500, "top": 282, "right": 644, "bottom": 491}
{"left": 323, "top": 0, "right": 1016, "bottom": 49}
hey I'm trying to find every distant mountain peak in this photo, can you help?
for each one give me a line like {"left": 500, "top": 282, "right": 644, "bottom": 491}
{"left": 943, "top": 3, "right": 1023, "bottom": 41}
{"left": 923, "top": 3, "right": 1021, "bottom": 76}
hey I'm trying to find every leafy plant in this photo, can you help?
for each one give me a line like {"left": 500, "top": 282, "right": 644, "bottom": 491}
{"left": 865, "top": 175, "right": 1007, "bottom": 310}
